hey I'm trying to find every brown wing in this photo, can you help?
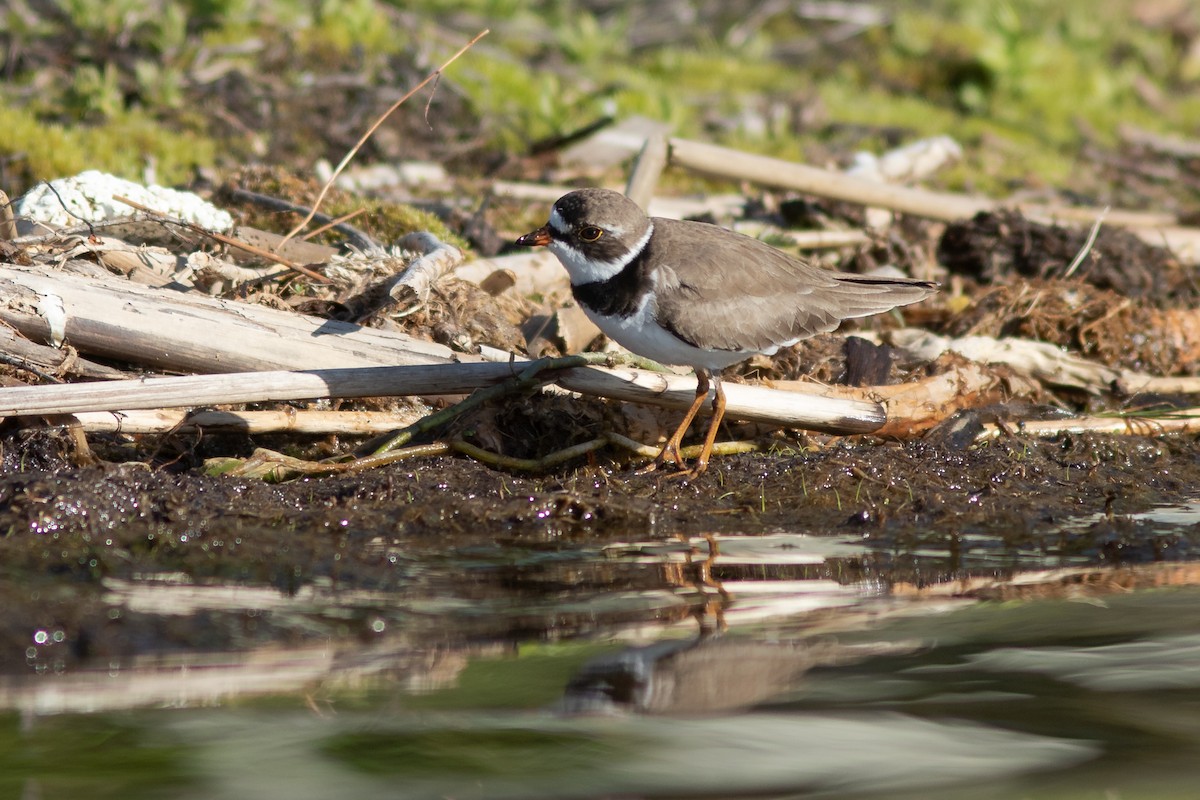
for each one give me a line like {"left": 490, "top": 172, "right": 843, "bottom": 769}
{"left": 649, "top": 217, "right": 935, "bottom": 352}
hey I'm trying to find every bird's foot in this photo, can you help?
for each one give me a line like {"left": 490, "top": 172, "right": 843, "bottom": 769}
{"left": 664, "top": 459, "right": 708, "bottom": 481}
{"left": 634, "top": 459, "right": 662, "bottom": 476}
{"left": 636, "top": 438, "right": 688, "bottom": 475}
{"left": 636, "top": 460, "right": 706, "bottom": 480}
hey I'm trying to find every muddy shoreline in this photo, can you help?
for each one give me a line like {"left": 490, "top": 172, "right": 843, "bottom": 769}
{"left": 4, "top": 428, "right": 1199, "bottom": 675}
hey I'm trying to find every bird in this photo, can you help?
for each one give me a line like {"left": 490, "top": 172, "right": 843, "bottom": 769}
{"left": 516, "top": 188, "right": 937, "bottom": 477}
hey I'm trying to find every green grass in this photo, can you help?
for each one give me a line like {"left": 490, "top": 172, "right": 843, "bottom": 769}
{"left": 3, "top": 0, "right": 1198, "bottom": 199}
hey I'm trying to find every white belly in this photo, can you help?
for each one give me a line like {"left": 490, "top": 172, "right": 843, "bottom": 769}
{"left": 581, "top": 294, "right": 752, "bottom": 373}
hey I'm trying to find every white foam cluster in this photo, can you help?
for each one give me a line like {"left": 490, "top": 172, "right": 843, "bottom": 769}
{"left": 16, "top": 170, "right": 233, "bottom": 231}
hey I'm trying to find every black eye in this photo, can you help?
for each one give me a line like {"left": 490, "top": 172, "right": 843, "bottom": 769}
{"left": 578, "top": 226, "right": 603, "bottom": 242}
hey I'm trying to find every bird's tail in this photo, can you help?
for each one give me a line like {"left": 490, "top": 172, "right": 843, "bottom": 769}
{"left": 828, "top": 275, "right": 938, "bottom": 320}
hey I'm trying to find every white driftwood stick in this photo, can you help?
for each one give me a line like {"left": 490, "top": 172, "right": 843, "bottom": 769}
{"left": 0, "top": 264, "right": 457, "bottom": 374}
{"left": 387, "top": 232, "right": 464, "bottom": 307}
{"left": 557, "top": 366, "right": 886, "bottom": 433}
{"left": 452, "top": 249, "right": 569, "bottom": 297}
{"left": 625, "top": 133, "right": 670, "bottom": 208}
{"left": 73, "top": 408, "right": 427, "bottom": 435}
{"left": 977, "top": 411, "right": 1200, "bottom": 440}
{"left": 885, "top": 328, "right": 1200, "bottom": 397}
{"left": 667, "top": 138, "right": 1198, "bottom": 260}
{"left": 888, "top": 329, "right": 1122, "bottom": 392}
{"left": 0, "top": 362, "right": 886, "bottom": 434}
{"left": 1120, "top": 374, "right": 1200, "bottom": 395}
{"left": 668, "top": 137, "right": 1176, "bottom": 226}
{"left": 775, "top": 229, "right": 870, "bottom": 249}
{"left": 775, "top": 362, "right": 1043, "bottom": 439}
{"left": 0, "top": 365, "right": 507, "bottom": 415}
{"left": 669, "top": 137, "right": 992, "bottom": 220}
{"left": 0, "top": 325, "right": 128, "bottom": 380}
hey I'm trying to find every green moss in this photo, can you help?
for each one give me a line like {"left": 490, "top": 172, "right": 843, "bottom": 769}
{"left": 0, "top": 103, "right": 218, "bottom": 192}
{"left": 323, "top": 198, "right": 469, "bottom": 251}
{"left": 299, "top": 0, "right": 401, "bottom": 56}
{"left": 451, "top": 55, "right": 576, "bottom": 151}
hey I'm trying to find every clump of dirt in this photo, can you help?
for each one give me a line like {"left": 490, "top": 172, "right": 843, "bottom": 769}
{"left": 937, "top": 209, "right": 1197, "bottom": 306}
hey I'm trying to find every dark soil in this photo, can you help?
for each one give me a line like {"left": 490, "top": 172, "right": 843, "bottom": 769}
{"left": 938, "top": 209, "right": 1194, "bottom": 305}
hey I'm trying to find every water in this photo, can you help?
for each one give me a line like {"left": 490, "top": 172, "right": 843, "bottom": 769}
{"left": 4, "top": 504, "right": 1200, "bottom": 798}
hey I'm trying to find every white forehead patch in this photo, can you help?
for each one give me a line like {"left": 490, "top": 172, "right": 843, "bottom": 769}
{"left": 549, "top": 207, "right": 570, "bottom": 235}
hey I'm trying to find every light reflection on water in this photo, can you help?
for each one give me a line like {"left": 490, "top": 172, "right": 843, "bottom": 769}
{"left": 4, "top": 504, "right": 1200, "bottom": 798}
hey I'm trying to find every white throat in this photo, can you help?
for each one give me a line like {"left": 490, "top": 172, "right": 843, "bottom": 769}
{"left": 548, "top": 222, "right": 654, "bottom": 285}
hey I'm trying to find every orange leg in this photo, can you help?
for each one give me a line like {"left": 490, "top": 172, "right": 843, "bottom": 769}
{"left": 690, "top": 377, "right": 726, "bottom": 477}
{"left": 638, "top": 371, "right": 711, "bottom": 474}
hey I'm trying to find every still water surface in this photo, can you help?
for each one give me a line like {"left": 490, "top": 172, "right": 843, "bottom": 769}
{"left": 4, "top": 503, "right": 1200, "bottom": 798}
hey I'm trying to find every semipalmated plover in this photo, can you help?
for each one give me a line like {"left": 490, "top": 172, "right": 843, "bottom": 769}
{"left": 517, "top": 188, "right": 936, "bottom": 476}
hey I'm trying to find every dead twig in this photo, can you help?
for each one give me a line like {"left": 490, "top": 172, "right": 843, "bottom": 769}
{"left": 223, "top": 186, "right": 379, "bottom": 253}
{"left": 302, "top": 208, "right": 368, "bottom": 242}
{"left": 206, "top": 430, "right": 763, "bottom": 479}
{"left": 279, "top": 28, "right": 490, "bottom": 248}
{"left": 207, "top": 442, "right": 458, "bottom": 480}
{"left": 1063, "top": 207, "right": 1108, "bottom": 278}
{"left": 112, "top": 195, "right": 330, "bottom": 283}
{"left": 449, "top": 437, "right": 609, "bottom": 471}
{"left": 451, "top": 436, "right": 760, "bottom": 472}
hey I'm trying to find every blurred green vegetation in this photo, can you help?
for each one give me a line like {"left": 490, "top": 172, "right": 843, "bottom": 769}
{"left": 321, "top": 725, "right": 643, "bottom": 779}
{"left": 0, "top": 712, "right": 193, "bottom": 799}
{"left": 1, "top": 0, "right": 1197, "bottom": 195}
